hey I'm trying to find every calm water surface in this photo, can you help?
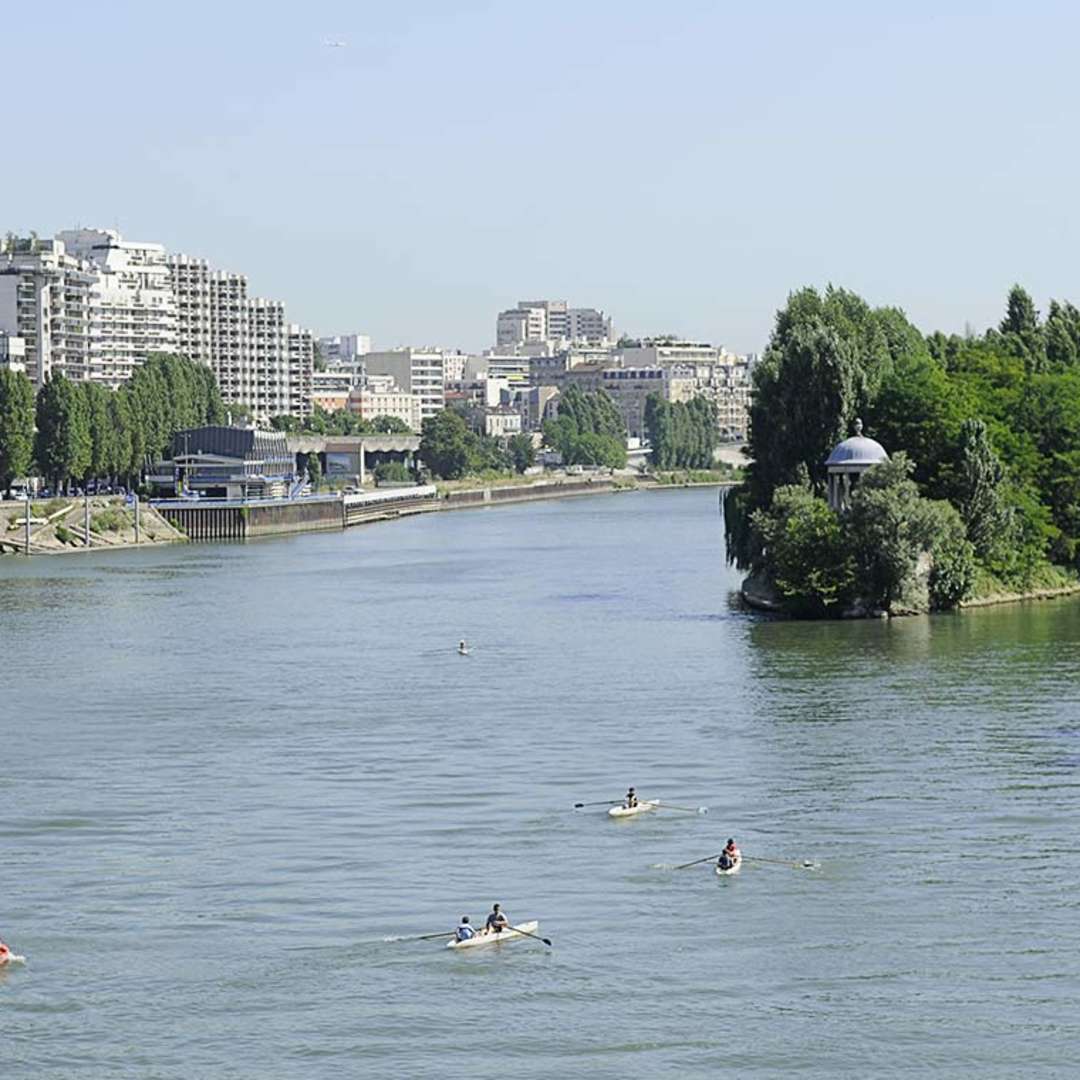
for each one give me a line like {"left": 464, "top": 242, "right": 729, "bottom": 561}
{"left": 2, "top": 488, "right": 1079, "bottom": 1078}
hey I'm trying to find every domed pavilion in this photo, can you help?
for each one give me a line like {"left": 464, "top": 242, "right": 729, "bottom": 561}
{"left": 825, "top": 419, "right": 888, "bottom": 512}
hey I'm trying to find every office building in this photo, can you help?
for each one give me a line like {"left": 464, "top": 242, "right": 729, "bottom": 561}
{"left": 363, "top": 348, "right": 446, "bottom": 425}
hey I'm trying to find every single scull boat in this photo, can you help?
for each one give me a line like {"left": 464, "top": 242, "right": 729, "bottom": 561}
{"left": 608, "top": 799, "right": 660, "bottom": 818}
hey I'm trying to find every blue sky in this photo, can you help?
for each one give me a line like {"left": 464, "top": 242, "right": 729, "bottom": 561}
{"left": 4, "top": 0, "right": 1078, "bottom": 352}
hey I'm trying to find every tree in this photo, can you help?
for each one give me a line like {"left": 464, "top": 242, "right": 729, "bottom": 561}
{"left": 0, "top": 368, "right": 35, "bottom": 491}
{"left": 35, "top": 373, "right": 92, "bottom": 491}
{"left": 306, "top": 450, "right": 322, "bottom": 487}
{"left": 750, "top": 485, "right": 855, "bottom": 617}
{"left": 370, "top": 415, "right": 412, "bottom": 434}
{"left": 951, "top": 418, "right": 1014, "bottom": 563}
{"left": 847, "top": 454, "right": 974, "bottom": 611}
{"left": 996, "top": 285, "right": 1046, "bottom": 370}
{"left": 508, "top": 433, "right": 535, "bottom": 473}
{"left": 544, "top": 385, "right": 627, "bottom": 467}
{"left": 420, "top": 409, "right": 473, "bottom": 479}
{"left": 374, "top": 460, "right": 412, "bottom": 484}
{"left": 80, "top": 381, "right": 113, "bottom": 483}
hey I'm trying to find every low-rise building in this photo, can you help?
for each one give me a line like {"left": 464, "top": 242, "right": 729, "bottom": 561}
{"left": 348, "top": 385, "right": 422, "bottom": 431}
{"left": 151, "top": 426, "right": 296, "bottom": 500}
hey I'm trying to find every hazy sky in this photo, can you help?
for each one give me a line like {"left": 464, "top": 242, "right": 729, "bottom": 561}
{"left": 4, "top": 1, "right": 1078, "bottom": 353}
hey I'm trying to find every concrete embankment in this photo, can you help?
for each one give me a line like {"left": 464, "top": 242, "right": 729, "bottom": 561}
{"left": 0, "top": 497, "right": 184, "bottom": 556}
{"left": 439, "top": 477, "right": 619, "bottom": 510}
{"left": 2, "top": 475, "right": 639, "bottom": 554}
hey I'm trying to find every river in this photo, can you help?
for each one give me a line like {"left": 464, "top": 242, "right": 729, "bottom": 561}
{"left": 2, "top": 488, "right": 1079, "bottom": 1078}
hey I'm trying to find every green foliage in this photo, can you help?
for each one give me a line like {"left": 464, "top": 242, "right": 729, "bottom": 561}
{"left": 0, "top": 368, "right": 35, "bottom": 490}
{"left": 420, "top": 410, "right": 473, "bottom": 479}
{"left": 846, "top": 455, "right": 975, "bottom": 612}
{"left": 950, "top": 418, "right": 1014, "bottom": 563}
{"left": 750, "top": 485, "right": 855, "bottom": 617}
{"left": 543, "top": 384, "right": 627, "bottom": 468}
{"left": 10, "top": 356, "right": 225, "bottom": 491}
{"left": 374, "top": 460, "right": 412, "bottom": 484}
{"left": 420, "top": 408, "right": 513, "bottom": 478}
{"left": 54, "top": 524, "right": 73, "bottom": 544}
{"left": 507, "top": 433, "right": 536, "bottom": 474}
{"left": 35, "top": 373, "right": 91, "bottom": 490}
{"left": 370, "top": 415, "right": 412, "bottom": 434}
{"left": 91, "top": 507, "right": 131, "bottom": 533}
{"left": 306, "top": 451, "right": 322, "bottom": 487}
{"left": 644, "top": 393, "right": 718, "bottom": 469}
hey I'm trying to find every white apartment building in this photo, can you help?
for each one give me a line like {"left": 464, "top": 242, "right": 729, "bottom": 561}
{"left": 169, "top": 255, "right": 314, "bottom": 420}
{"left": 0, "top": 331, "right": 27, "bottom": 374}
{"left": 54, "top": 230, "right": 177, "bottom": 387}
{"left": 363, "top": 348, "right": 446, "bottom": 425}
{"left": 495, "top": 299, "right": 613, "bottom": 349}
{"left": 0, "top": 237, "right": 95, "bottom": 385}
{"left": 319, "top": 333, "right": 371, "bottom": 365}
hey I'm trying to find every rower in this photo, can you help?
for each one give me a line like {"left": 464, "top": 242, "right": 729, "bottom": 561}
{"left": 486, "top": 903, "right": 509, "bottom": 935}
{"left": 625, "top": 786, "right": 638, "bottom": 809}
{"left": 455, "top": 915, "right": 475, "bottom": 942}
{"left": 717, "top": 838, "right": 741, "bottom": 870}
{"left": 458, "top": 639, "right": 469, "bottom": 655}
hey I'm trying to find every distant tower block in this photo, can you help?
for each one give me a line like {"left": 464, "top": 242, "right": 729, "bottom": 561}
{"left": 825, "top": 419, "right": 888, "bottom": 512}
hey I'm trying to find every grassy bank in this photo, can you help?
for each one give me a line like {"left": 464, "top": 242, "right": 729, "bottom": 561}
{"left": 651, "top": 467, "right": 741, "bottom": 486}
{"left": 963, "top": 562, "right": 1080, "bottom": 607}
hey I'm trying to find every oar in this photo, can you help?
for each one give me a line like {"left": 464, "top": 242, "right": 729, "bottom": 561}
{"left": 672, "top": 852, "right": 724, "bottom": 870}
{"left": 655, "top": 802, "right": 708, "bottom": 814}
{"left": 505, "top": 924, "right": 552, "bottom": 947}
{"left": 383, "top": 930, "right": 455, "bottom": 943}
{"left": 744, "top": 855, "right": 816, "bottom": 869}
{"left": 573, "top": 799, "right": 621, "bottom": 808}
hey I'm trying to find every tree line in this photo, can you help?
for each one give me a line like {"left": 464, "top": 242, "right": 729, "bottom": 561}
{"left": 644, "top": 394, "right": 719, "bottom": 469}
{"left": 270, "top": 407, "right": 413, "bottom": 436}
{"left": 542, "top": 384, "right": 627, "bottom": 468}
{"left": 0, "top": 354, "right": 224, "bottom": 493}
{"left": 419, "top": 409, "right": 535, "bottom": 480}
{"left": 725, "top": 284, "right": 1080, "bottom": 617}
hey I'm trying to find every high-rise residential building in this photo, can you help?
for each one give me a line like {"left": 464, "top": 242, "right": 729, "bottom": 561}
{"left": 495, "top": 299, "right": 612, "bottom": 349}
{"left": 54, "top": 229, "right": 177, "bottom": 387}
{"left": 363, "top": 348, "right": 447, "bottom": 425}
{"left": 0, "top": 237, "right": 95, "bottom": 386}
{"left": 169, "top": 254, "right": 314, "bottom": 420}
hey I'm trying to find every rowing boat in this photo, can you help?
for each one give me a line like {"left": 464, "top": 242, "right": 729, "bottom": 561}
{"left": 714, "top": 855, "right": 742, "bottom": 876}
{"left": 445, "top": 920, "right": 539, "bottom": 949}
{"left": 0, "top": 947, "right": 25, "bottom": 966}
{"left": 608, "top": 799, "right": 659, "bottom": 818}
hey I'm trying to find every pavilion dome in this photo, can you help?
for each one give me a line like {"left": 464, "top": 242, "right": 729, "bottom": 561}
{"left": 825, "top": 420, "right": 888, "bottom": 468}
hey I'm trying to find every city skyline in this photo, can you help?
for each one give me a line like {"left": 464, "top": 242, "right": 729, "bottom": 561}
{"left": 5, "top": 2, "right": 1080, "bottom": 353}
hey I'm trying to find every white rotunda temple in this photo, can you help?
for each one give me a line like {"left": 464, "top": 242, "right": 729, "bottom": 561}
{"left": 825, "top": 419, "right": 888, "bottom": 512}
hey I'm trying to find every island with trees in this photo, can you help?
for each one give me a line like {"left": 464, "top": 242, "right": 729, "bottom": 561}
{"left": 725, "top": 285, "right": 1080, "bottom": 617}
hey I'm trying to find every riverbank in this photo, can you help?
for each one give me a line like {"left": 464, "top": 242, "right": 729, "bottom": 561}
{"left": 740, "top": 569, "right": 1080, "bottom": 617}
{"left": 0, "top": 496, "right": 184, "bottom": 556}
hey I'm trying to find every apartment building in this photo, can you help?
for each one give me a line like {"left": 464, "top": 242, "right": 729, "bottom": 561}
{"left": 169, "top": 255, "right": 314, "bottom": 420}
{"left": 0, "top": 331, "right": 27, "bottom": 373}
{"left": 495, "top": 299, "right": 613, "bottom": 349}
{"left": 55, "top": 230, "right": 177, "bottom": 387}
{"left": 347, "top": 383, "right": 422, "bottom": 431}
{"left": 319, "top": 333, "right": 371, "bottom": 365}
{"left": 311, "top": 368, "right": 356, "bottom": 412}
{"left": 0, "top": 237, "right": 95, "bottom": 385}
{"left": 363, "top": 348, "right": 446, "bottom": 425}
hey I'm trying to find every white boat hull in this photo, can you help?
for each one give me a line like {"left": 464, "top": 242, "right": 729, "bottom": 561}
{"left": 715, "top": 855, "right": 742, "bottom": 876}
{"left": 608, "top": 799, "right": 659, "bottom": 818}
{"left": 446, "top": 920, "right": 538, "bottom": 949}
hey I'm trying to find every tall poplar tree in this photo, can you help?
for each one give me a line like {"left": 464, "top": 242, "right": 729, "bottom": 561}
{"left": 0, "top": 368, "right": 36, "bottom": 491}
